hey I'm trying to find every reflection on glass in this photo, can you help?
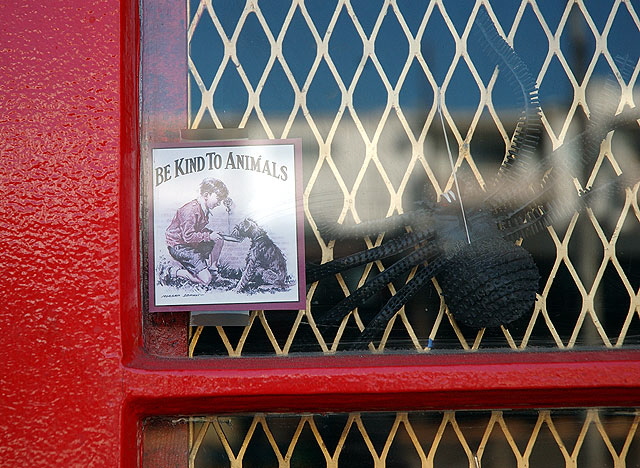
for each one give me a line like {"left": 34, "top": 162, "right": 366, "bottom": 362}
{"left": 143, "top": 408, "right": 640, "bottom": 467}
{"left": 142, "top": 1, "right": 640, "bottom": 355}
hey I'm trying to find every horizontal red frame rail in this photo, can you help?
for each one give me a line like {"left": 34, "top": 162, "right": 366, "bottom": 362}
{"left": 124, "top": 351, "right": 640, "bottom": 415}
{"left": 121, "top": 350, "right": 640, "bottom": 467}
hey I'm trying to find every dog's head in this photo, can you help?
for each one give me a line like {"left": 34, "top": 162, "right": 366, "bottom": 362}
{"left": 231, "top": 217, "right": 261, "bottom": 239}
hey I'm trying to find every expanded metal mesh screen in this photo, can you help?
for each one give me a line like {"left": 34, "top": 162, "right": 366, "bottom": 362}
{"left": 185, "top": 0, "right": 640, "bottom": 355}
{"left": 143, "top": 408, "right": 640, "bottom": 467}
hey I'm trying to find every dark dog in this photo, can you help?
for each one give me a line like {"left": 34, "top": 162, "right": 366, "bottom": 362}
{"left": 231, "top": 218, "right": 288, "bottom": 292}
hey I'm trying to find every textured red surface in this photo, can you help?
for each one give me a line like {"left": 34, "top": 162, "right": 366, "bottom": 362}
{"left": 2, "top": 0, "right": 640, "bottom": 467}
{"left": 0, "top": 0, "right": 123, "bottom": 465}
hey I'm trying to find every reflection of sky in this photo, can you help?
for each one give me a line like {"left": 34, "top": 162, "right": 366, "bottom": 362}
{"left": 188, "top": 0, "right": 639, "bottom": 124}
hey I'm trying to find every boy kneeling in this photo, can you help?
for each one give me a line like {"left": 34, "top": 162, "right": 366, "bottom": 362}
{"left": 164, "top": 177, "right": 229, "bottom": 286}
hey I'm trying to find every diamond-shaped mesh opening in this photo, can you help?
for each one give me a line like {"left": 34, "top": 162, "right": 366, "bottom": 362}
{"left": 608, "top": 3, "right": 640, "bottom": 60}
{"left": 188, "top": 9, "right": 221, "bottom": 89}
{"left": 210, "top": 63, "right": 247, "bottom": 129}
{"left": 559, "top": 4, "right": 598, "bottom": 86}
{"left": 421, "top": 7, "right": 456, "bottom": 87}
{"left": 181, "top": 0, "right": 640, "bottom": 356}
{"left": 329, "top": 7, "right": 363, "bottom": 87}
{"left": 281, "top": 9, "right": 316, "bottom": 87}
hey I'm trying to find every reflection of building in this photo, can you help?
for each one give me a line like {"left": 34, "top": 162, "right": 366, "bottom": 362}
{"left": 196, "top": 98, "right": 640, "bottom": 349}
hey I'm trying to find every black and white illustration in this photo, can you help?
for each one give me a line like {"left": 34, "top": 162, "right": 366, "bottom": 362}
{"left": 149, "top": 140, "right": 305, "bottom": 312}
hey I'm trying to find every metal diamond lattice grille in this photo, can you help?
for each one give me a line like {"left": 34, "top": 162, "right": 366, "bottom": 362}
{"left": 153, "top": 408, "right": 640, "bottom": 467}
{"left": 186, "top": 0, "right": 640, "bottom": 355}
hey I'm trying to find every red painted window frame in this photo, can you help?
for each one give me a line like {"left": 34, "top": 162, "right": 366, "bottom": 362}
{"left": 2, "top": 0, "right": 639, "bottom": 467}
{"left": 123, "top": 1, "right": 640, "bottom": 466}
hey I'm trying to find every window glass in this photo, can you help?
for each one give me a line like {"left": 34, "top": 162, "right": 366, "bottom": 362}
{"left": 142, "top": 0, "right": 640, "bottom": 356}
{"left": 144, "top": 408, "right": 640, "bottom": 467}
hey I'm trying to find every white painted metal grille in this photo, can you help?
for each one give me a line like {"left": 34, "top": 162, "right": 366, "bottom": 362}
{"left": 143, "top": 408, "right": 640, "bottom": 467}
{"left": 185, "top": 0, "right": 640, "bottom": 355}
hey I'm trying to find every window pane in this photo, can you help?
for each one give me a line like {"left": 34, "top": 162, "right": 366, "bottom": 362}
{"left": 143, "top": 408, "right": 640, "bottom": 467}
{"left": 142, "top": 0, "right": 640, "bottom": 356}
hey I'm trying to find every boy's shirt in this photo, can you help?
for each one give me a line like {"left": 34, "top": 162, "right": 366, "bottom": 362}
{"left": 165, "top": 199, "right": 213, "bottom": 247}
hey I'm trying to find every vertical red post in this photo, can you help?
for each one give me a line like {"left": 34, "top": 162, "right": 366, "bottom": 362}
{"left": 0, "top": 0, "right": 127, "bottom": 465}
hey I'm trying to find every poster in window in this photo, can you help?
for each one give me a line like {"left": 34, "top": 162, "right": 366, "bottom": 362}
{"left": 149, "top": 139, "right": 305, "bottom": 312}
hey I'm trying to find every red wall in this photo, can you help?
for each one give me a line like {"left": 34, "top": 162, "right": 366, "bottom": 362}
{"left": 0, "top": 0, "right": 125, "bottom": 464}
